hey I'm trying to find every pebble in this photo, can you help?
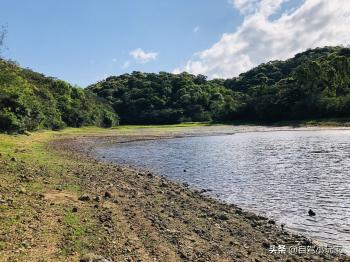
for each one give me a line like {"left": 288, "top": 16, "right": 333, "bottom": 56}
{"left": 217, "top": 213, "right": 229, "bottom": 221}
{"left": 93, "top": 196, "right": 101, "bottom": 202}
{"left": 78, "top": 194, "right": 91, "bottom": 202}
{"left": 19, "top": 187, "right": 27, "bottom": 194}
{"left": 268, "top": 220, "right": 275, "bottom": 225}
{"left": 79, "top": 253, "right": 111, "bottom": 262}
{"left": 104, "top": 191, "right": 112, "bottom": 199}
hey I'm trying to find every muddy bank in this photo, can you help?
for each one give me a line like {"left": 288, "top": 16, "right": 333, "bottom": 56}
{"left": 49, "top": 127, "right": 350, "bottom": 261}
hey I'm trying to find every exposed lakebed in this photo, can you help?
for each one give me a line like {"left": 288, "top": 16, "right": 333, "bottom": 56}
{"left": 94, "top": 129, "right": 350, "bottom": 253}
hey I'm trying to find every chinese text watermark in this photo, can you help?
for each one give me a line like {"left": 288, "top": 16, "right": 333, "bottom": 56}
{"left": 268, "top": 244, "right": 342, "bottom": 255}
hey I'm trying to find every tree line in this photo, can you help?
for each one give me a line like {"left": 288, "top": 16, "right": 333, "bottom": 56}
{"left": 89, "top": 46, "right": 350, "bottom": 124}
{"left": 1, "top": 46, "right": 350, "bottom": 133}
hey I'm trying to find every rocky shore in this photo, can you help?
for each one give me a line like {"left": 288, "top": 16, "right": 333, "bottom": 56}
{"left": 0, "top": 126, "right": 349, "bottom": 261}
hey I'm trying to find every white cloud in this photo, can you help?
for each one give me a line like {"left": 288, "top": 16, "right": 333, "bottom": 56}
{"left": 129, "top": 48, "right": 158, "bottom": 64}
{"left": 193, "top": 26, "right": 200, "bottom": 33}
{"left": 229, "top": 0, "right": 260, "bottom": 15}
{"left": 229, "top": 0, "right": 287, "bottom": 16}
{"left": 176, "top": 0, "right": 350, "bottom": 78}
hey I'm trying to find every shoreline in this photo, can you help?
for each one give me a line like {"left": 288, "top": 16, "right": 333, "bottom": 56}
{"left": 51, "top": 126, "right": 349, "bottom": 261}
{"left": 0, "top": 125, "right": 349, "bottom": 261}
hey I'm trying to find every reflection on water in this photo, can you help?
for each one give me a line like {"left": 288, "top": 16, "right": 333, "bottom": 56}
{"left": 95, "top": 130, "right": 350, "bottom": 253}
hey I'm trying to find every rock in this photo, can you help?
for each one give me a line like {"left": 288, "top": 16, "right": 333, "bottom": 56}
{"left": 160, "top": 182, "right": 168, "bottom": 188}
{"left": 11, "top": 157, "right": 17, "bottom": 162}
{"left": 19, "top": 187, "right": 27, "bottom": 194}
{"left": 78, "top": 194, "right": 90, "bottom": 202}
{"left": 19, "top": 175, "right": 31, "bottom": 182}
{"left": 308, "top": 209, "right": 316, "bottom": 216}
{"left": 251, "top": 222, "right": 258, "bottom": 228}
{"left": 200, "top": 188, "right": 212, "bottom": 194}
{"left": 235, "top": 209, "right": 243, "bottom": 215}
{"left": 93, "top": 196, "right": 101, "bottom": 202}
{"left": 262, "top": 242, "right": 270, "bottom": 249}
{"left": 80, "top": 253, "right": 111, "bottom": 262}
{"left": 217, "top": 213, "right": 229, "bottom": 220}
{"left": 104, "top": 191, "right": 112, "bottom": 199}
{"left": 72, "top": 207, "right": 78, "bottom": 213}
{"left": 268, "top": 219, "right": 275, "bottom": 225}
{"left": 21, "top": 241, "right": 30, "bottom": 249}
{"left": 183, "top": 169, "right": 187, "bottom": 172}
{"left": 98, "top": 212, "right": 112, "bottom": 223}
{"left": 302, "top": 238, "right": 313, "bottom": 246}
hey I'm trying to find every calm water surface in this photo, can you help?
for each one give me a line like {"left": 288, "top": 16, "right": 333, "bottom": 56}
{"left": 94, "top": 130, "right": 350, "bottom": 253}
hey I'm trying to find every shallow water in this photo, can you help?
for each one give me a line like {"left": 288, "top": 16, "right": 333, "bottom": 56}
{"left": 94, "top": 130, "right": 350, "bottom": 253}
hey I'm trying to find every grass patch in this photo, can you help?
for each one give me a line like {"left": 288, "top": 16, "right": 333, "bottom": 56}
{"left": 0, "top": 241, "right": 6, "bottom": 251}
{"left": 61, "top": 210, "right": 97, "bottom": 255}
{"left": 63, "top": 183, "right": 81, "bottom": 193}
{"left": 28, "top": 181, "right": 44, "bottom": 193}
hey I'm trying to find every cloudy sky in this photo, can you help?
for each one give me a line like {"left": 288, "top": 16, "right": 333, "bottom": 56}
{"left": 1, "top": 0, "right": 349, "bottom": 86}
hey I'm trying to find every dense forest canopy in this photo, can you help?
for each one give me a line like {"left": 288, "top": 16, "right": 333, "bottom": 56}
{"left": 0, "top": 60, "right": 118, "bottom": 133}
{"left": 89, "top": 46, "right": 350, "bottom": 124}
{"left": 88, "top": 72, "right": 238, "bottom": 124}
{"left": 1, "top": 46, "right": 350, "bottom": 133}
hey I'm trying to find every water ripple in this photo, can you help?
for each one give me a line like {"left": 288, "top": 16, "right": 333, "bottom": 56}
{"left": 95, "top": 129, "right": 350, "bottom": 254}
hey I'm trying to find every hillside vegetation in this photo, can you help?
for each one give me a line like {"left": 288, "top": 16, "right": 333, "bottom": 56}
{"left": 2, "top": 46, "right": 350, "bottom": 132}
{"left": 89, "top": 46, "right": 350, "bottom": 124}
{"left": 0, "top": 60, "right": 118, "bottom": 133}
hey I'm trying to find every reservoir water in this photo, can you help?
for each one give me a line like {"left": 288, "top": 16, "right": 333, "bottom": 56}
{"left": 94, "top": 129, "right": 350, "bottom": 253}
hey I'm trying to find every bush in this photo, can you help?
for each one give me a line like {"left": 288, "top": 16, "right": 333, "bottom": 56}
{"left": 0, "top": 110, "right": 24, "bottom": 133}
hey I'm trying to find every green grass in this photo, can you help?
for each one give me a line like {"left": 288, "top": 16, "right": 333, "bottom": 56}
{"left": 62, "top": 211, "right": 86, "bottom": 253}
{"left": 63, "top": 183, "right": 81, "bottom": 193}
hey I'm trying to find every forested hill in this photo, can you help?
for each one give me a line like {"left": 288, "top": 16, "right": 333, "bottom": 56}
{"left": 1, "top": 46, "right": 350, "bottom": 133}
{"left": 88, "top": 46, "right": 350, "bottom": 124}
{"left": 0, "top": 60, "right": 118, "bottom": 133}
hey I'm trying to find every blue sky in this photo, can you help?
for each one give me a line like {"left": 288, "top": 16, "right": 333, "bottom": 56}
{"left": 1, "top": 0, "right": 349, "bottom": 87}
{"left": 0, "top": 0, "right": 242, "bottom": 86}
